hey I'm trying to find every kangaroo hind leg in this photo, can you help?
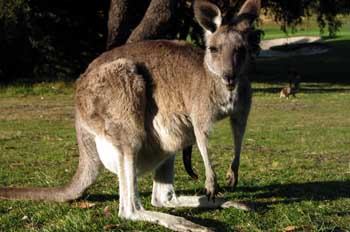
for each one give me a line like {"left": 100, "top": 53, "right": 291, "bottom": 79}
{"left": 113, "top": 146, "right": 213, "bottom": 232}
{"left": 152, "top": 156, "right": 251, "bottom": 212}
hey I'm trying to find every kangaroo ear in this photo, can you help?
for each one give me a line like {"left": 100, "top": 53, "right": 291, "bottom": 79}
{"left": 194, "top": 0, "right": 222, "bottom": 34}
{"left": 233, "top": 0, "right": 261, "bottom": 31}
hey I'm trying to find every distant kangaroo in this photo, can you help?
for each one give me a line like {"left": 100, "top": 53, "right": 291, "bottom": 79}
{"left": 0, "top": 0, "right": 260, "bottom": 231}
{"left": 280, "top": 80, "right": 294, "bottom": 98}
{"left": 280, "top": 69, "right": 301, "bottom": 99}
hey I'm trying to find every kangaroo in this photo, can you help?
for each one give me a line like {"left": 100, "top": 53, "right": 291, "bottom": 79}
{"left": 0, "top": 0, "right": 260, "bottom": 231}
{"left": 280, "top": 80, "right": 294, "bottom": 98}
{"left": 280, "top": 69, "right": 301, "bottom": 99}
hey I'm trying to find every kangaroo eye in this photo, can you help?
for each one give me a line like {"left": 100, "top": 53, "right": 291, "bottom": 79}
{"left": 209, "top": 46, "right": 219, "bottom": 53}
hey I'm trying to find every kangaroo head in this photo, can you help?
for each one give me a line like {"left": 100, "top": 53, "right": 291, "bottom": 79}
{"left": 194, "top": 0, "right": 261, "bottom": 88}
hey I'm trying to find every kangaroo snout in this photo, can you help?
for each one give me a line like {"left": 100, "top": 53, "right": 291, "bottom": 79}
{"left": 223, "top": 73, "right": 236, "bottom": 87}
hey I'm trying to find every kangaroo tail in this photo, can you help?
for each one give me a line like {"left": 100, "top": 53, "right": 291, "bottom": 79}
{"left": 0, "top": 118, "right": 101, "bottom": 202}
{"left": 182, "top": 146, "right": 198, "bottom": 180}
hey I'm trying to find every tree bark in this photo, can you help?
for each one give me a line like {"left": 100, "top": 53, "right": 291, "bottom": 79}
{"left": 106, "top": 0, "right": 128, "bottom": 49}
{"left": 106, "top": 0, "right": 150, "bottom": 50}
{"left": 127, "top": 0, "right": 175, "bottom": 43}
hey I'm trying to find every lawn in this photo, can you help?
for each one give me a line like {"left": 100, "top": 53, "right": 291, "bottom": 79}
{"left": 259, "top": 15, "right": 350, "bottom": 40}
{"left": 0, "top": 20, "right": 350, "bottom": 232}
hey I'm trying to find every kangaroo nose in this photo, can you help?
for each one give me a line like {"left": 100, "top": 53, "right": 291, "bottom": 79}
{"left": 223, "top": 74, "right": 236, "bottom": 84}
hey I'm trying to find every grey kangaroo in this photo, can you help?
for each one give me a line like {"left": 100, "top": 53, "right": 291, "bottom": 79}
{"left": 0, "top": 0, "right": 260, "bottom": 231}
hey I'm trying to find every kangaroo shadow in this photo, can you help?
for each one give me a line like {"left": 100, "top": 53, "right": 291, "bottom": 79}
{"left": 253, "top": 87, "right": 350, "bottom": 94}
{"left": 84, "top": 180, "right": 350, "bottom": 223}
{"left": 233, "top": 180, "right": 350, "bottom": 205}
{"left": 84, "top": 191, "right": 231, "bottom": 231}
{"left": 177, "top": 181, "right": 350, "bottom": 212}
{"left": 86, "top": 180, "right": 350, "bottom": 206}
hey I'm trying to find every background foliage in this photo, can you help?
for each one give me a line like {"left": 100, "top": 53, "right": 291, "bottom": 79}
{"left": 0, "top": 0, "right": 108, "bottom": 83}
{"left": 0, "top": 0, "right": 349, "bottom": 83}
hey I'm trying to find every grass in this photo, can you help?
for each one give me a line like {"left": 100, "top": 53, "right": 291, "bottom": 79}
{"left": 1, "top": 18, "right": 350, "bottom": 232}
{"left": 255, "top": 17, "right": 350, "bottom": 84}
{"left": 0, "top": 82, "right": 349, "bottom": 232}
{"left": 258, "top": 15, "right": 350, "bottom": 40}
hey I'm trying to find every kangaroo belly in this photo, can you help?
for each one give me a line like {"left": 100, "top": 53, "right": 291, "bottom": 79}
{"left": 131, "top": 112, "right": 196, "bottom": 176}
{"left": 152, "top": 113, "right": 195, "bottom": 153}
{"left": 95, "top": 136, "right": 120, "bottom": 175}
{"left": 133, "top": 113, "right": 196, "bottom": 176}
{"left": 95, "top": 136, "right": 168, "bottom": 177}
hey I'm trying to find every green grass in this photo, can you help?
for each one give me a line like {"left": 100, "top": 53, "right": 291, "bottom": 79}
{"left": 255, "top": 16, "right": 350, "bottom": 84}
{"left": 256, "top": 34, "right": 350, "bottom": 83}
{"left": 1, "top": 19, "right": 350, "bottom": 232}
{"left": 259, "top": 15, "right": 350, "bottom": 40}
{"left": 0, "top": 82, "right": 349, "bottom": 232}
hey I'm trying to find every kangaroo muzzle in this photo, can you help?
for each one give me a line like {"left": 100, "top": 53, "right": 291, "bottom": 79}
{"left": 223, "top": 74, "right": 236, "bottom": 90}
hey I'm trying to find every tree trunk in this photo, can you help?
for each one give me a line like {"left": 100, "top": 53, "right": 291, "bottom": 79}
{"left": 106, "top": 0, "right": 150, "bottom": 50}
{"left": 127, "top": 0, "right": 175, "bottom": 43}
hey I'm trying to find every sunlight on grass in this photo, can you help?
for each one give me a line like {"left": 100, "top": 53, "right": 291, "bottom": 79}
{"left": 0, "top": 81, "right": 349, "bottom": 232}
{"left": 259, "top": 16, "right": 350, "bottom": 40}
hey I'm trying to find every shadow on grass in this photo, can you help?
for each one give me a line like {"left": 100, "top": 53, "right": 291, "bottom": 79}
{"left": 253, "top": 39, "right": 350, "bottom": 84}
{"left": 178, "top": 180, "right": 350, "bottom": 211}
{"left": 236, "top": 180, "right": 350, "bottom": 199}
{"left": 232, "top": 180, "right": 350, "bottom": 209}
{"left": 170, "top": 212, "right": 231, "bottom": 232}
{"left": 253, "top": 87, "right": 350, "bottom": 94}
{"left": 87, "top": 180, "right": 350, "bottom": 202}
{"left": 85, "top": 194, "right": 118, "bottom": 202}
{"left": 85, "top": 193, "right": 231, "bottom": 231}
{"left": 85, "top": 180, "right": 350, "bottom": 216}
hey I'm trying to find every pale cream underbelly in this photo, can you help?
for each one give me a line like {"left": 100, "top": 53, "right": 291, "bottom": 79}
{"left": 94, "top": 113, "right": 196, "bottom": 177}
{"left": 151, "top": 113, "right": 195, "bottom": 153}
{"left": 136, "top": 114, "right": 196, "bottom": 175}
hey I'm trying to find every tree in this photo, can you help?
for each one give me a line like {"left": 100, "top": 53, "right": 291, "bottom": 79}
{"left": 106, "top": 0, "right": 348, "bottom": 51}
{"left": 106, "top": 0, "right": 150, "bottom": 49}
{"left": 106, "top": 0, "right": 176, "bottom": 50}
{"left": 0, "top": 0, "right": 108, "bottom": 83}
{"left": 262, "top": 0, "right": 347, "bottom": 38}
{"left": 0, "top": 0, "right": 349, "bottom": 83}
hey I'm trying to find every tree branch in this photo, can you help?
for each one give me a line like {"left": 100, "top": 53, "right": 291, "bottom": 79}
{"left": 106, "top": 0, "right": 150, "bottom": 50}
{"left": 127, "top": 0, "right": 175, "bottom": 43}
